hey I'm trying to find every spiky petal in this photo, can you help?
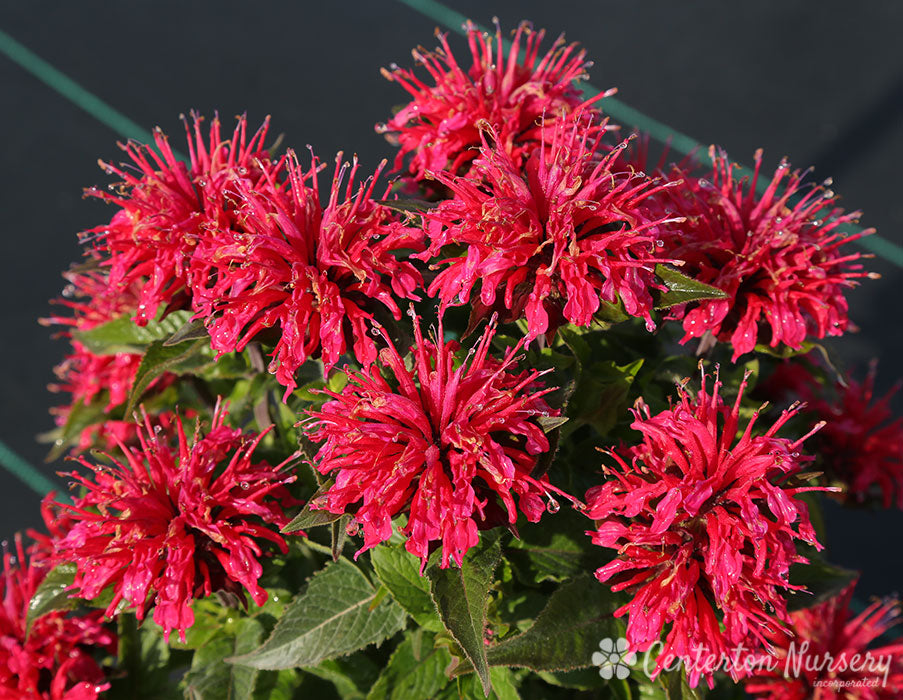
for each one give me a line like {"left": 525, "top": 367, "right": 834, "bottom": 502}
{"left": 305, "top": 312, "right": 566, "bottom": 569}
{"left": 586, "top": 367, "right": 827, "bottom": 687}
{"left": 421, "top": 115, "right": 675, "bottom": 340}
{"left": 744, "top": 582, "right": 903, "bottom": 699}
{"left": 662, "top": 148, "right": 874, "bottom": 359}
{"left": 1, "top": 536, "right": 115, "bottom": 699}
{"left": 380, "top": 20, "right": 605, "bottom": 179}
{"left": 190, "top": 151, "right": 422, "bottom": 398}
{"left": 54, "top": 404, "right": 297, "bottom": 642}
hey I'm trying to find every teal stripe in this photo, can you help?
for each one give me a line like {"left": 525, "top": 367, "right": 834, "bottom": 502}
{"left": 393, "top": 0, "right": 903, "bottom": 268}
{"left": 0, "top": 439, "right": 66, "bottom": 501}
{"left": 0, "top": 27, "right": 154, "bottom": 144}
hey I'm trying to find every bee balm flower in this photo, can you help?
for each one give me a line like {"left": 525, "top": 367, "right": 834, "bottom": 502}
{"left": 54, "top": 404, "right": 296, "bottom": 642}
{"left": 305, "top": 312, "right": 566, "bottom": 569}
{"left": 586, "top": 368, "right": 827, "bottom": 686}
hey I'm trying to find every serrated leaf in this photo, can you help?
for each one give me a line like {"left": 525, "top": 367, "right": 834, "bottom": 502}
{"left": 41, "top": 397, "right": 109, "bottom": 460}
{"left": 228, "top": 558, "right": 406, "bottom": 670}
{"left": 786, "top": 559, "right": 857, "bottom": 612}
{"left": 366, "top": 632, "right": 453, "bottom": 700}
{"left": 458, "top": 574, "right": 622, "bottom": 674}
{"left": 164, "top": 317, "right": 208, "bottom": 346}
{"left": 536, "top": 416, "right": 569, "bottom": 434}
{"left": 26, "top": 563, "right": 76, "bottom": 634}
{"left": 371, "top": 544, "right": 442, "bottom": 631}
{"left": 505, "top": 511, "right": 596, "bottom": 585}
{"left": 652, "top": 264, "right": 727, "bottom": 309}
{"left": 183, "top": 617, "right": 265, "bottom": 700}
{"left": 73, "top": 310, "right": 194, "bottom": 355}
{"left": 454, "top": 666, "right": 521, "bottom": 700}
{"left": 427, "top": 534, "right": 501, "bottom": 697}
{"left": 125, "top": 337, "right": 208, "bottom": 416}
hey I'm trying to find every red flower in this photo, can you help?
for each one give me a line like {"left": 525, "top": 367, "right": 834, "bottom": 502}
{"left": 1, "top": 536, "right": 115, "bottom": 700}
{"left": 190, "top": 151, "right": 422, "bottom": 398}
{"left": 586, "top": 367, "right": 827, "bottom": 686}
{"left": 55, "top": 404, "right": 296, "bottom": 642}
{"left": 83, "top": 114, "right": 282, "bottom": 325}
{"left": 661, "top": 148, "right": 875, "bottom": 360}
{"left": 420, "top": 115, "right": 675, "bottom": 340}
{"left": 379, "top": 20, "right": 606, "bottom": 179}
{"left": 305, "top": 312, "right": 566, "bottom": 569}
{"left": 744, "top": 582, "right": 903, "bottom": 699}
{"left": 764, "top": 361, "right": 903, "bottom": 509}
{"left": 44, "top": 269, "right": 174, "bottom": 451}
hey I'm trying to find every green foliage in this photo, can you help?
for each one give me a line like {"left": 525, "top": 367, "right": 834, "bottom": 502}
{"left": 651, "top": 265, "right": 727, "bottom": 309}
{"left": 371, "top": 544, "right": 442, "bottom": 631}
{"left": 125, "top": 337, "right": 209, "bottom": 415}
{"left": 426, "top": 534, "right": 502, "bottom": 696}
{"left": 25, "top": 563, "right": 76, "bottom": 634}
{"left": 73, "top": 311, "right": 194, "bottom": 355}
{"left": 229, "top": 558, "right": 406, "bottom": 671}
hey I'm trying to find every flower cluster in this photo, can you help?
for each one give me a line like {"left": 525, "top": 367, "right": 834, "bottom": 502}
{"left": 420, "top": 115, "right": 675, "bottom": 340}
{"left": 379, "top": 20, "right": 606, "bottom": 180}
{"left": 1, "top": 536, "right": 115, "bottom": 699}
{"left": 659, "top": 148, "right": 875, "bottom": 359}
{"left": 190, "top": 151, "right": 423, "bottom": 396}
{"left": 305, "top": 313, "right": 565, "bottom": 568}
{"left": 54, "top": 404, "right": 296, "bottom": 642}
{"left": 744, "top": 582, "right": 903, "bottom": 699}
{"left": 586, "top": 369, "right": 827, "bottom": 686}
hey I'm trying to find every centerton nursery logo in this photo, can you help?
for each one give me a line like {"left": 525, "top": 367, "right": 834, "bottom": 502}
{"left": 592, "top": 638, "right": 637, "bottom": 679}
{"left": 593, "top": 637, "right": 895, "bottom": 689}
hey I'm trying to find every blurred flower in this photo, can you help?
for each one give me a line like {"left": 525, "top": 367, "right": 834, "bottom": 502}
{"left": 420, "top": 115, "right": 675, "bottom": 340}
{"left": 305, "top": 312, "right": 566, "bottom": 569}
{"left": 83, "top": 113, "right": 282, "bottom": 325}
{"left": 586, "top": 367, "right": 827, "bottom": 686}
{"left": 661, "top": 147, "right": 875, "bottom": 360}
{"left": 744, "top": 581, "right": 903, "bottom": 699}
{"left": 55, "top": 404, "right": 296, "bottom": 642}
{"left": 1, "top": 536, "right": 115, "bottom": 699}
{"left": 190, "top": 151, "right": 422, "bottom": 398}
{"left": 379, "top": 20, "right": 606, "bottom": 180}
{"left": 763, "top": 361, "right": 903, "bottom": 509}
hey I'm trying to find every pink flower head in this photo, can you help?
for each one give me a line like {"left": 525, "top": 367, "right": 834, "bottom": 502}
{"left": 83, "top": 113, "right": 282, "bottom": 325}
{"left": 764, "top": 361, "right": 903, "bottom": 509}
{"left": 744, "top": 582, "right": 903, "bottom": 699}
{"left": 191, "top": 150, "right": 422, "bottom": 398}
{"left": 55, "top": 404, "right": 297, "bottom": 642}
{"left": 662, "top": 147, "right": 875, "bottom": 360}
{"left": 305, "top": 311, "right": 566, "bottom": 569}
{"left": 1, "top": 536, "right": 115, "bottom": 699}
{"left": 586, "top": 367, "right": 827, "bottom": 686}
{"left": 379, "top": 20, "right": 607, "bottom": 179}
{"left": 420, "top": 114, "right": 676, "bottom": 340}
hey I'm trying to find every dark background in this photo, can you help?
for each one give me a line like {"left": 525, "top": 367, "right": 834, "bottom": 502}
{"left": 1, "top": 2, "right": 901, "bottom": 597}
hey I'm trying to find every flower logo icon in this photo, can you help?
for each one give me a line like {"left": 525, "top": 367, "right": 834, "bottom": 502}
{"left": 592, "top": 637, "right": 636, "bottom": 679}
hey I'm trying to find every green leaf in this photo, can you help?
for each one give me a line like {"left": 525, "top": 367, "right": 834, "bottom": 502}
{"left": 183, "top": 617, "right": 265, "bottom": 700}
{"left": 228, "top": 558, "right": 406, "bottom": 670}
{"left": 73, "top": 310, "right": 194, "bottom": 355}
{"left": 282, "top": 480, "right": 342, "bottom": 533}
{"left": 505, "top": 511, "right": 596, "bottom": 585}
{"left": 752, "top": 341, "right": 816, "bottom": 359}
{"left": 569, "top": 359, "right": 644, "bottom": 436}
{"left": 536, "top": 415, "right": 569, "bottom": 434}
{"left": 427, "top": 534, "right": 502, "bottom": 697}
{"left": 786, "top": 558, "right": 857, "bottom": 612}
{"left": 652, "top": 265, "right": 727, "bottom": 309}
{"left": 125, "top": 337, "right": 208, "bottom": 416}
{"left": 366, "top": 632, "right": 453, "bottom": 700}
{"left": 454, "top": 666, "right": 522, "bottom": 700}
{"left": 40, "top": 396, "right": 109, "bottom": 460}
{"left": 164, "top": 317, "right": 208, "bottom": 346}
{"left": 467, "top": 574, "right": 622, "bottom": 674}
{"left": 371, "top": 544, "right": 442, "bottom": 631}
{"left": 108, "top": 613, "right": 179, "bottom": 700}
{"left": 304, "top": 654, "right": 381, "bottom": 700}
{"left": 26, "top": 563, "right": 76, "bottom": 635}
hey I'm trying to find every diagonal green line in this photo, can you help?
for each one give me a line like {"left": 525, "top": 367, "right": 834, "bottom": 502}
{"left": 0, "top": 439, "right": 65, "bottom": 501}
{"left": 394, "top": 0, "right": 903, "bottom": 268}
{"left": 0, "top": 27, "right": 154, "bottom": 144}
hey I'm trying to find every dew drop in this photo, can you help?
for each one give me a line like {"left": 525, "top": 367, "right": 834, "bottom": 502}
{"left": 238, "top": 166, "right": 248, "bottom": 176}
{"left": 240, "top": 481, "right": 250, "bottom": 490}
{"left": 346, "top": 520, "right": 361, "bottom": 536}
{"left": 655, "top": 239, "right": 665, "bottom": 248}
{"left": 823, "top": 189, "right": 835, "bottom": 199}
{"left": 546, "top": 497, "right": 560, "bottom": 514}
